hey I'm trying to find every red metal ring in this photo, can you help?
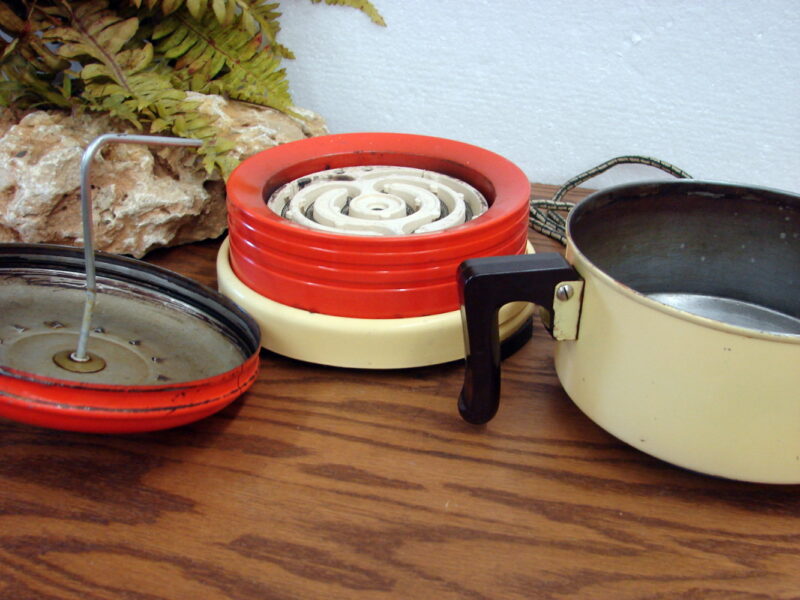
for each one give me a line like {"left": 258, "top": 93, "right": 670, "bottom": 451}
{"left": 226, "top": 133, "right": 530, "bottom": 319}
{"left": 0, "top": 354, "right": 259, "bottom": 433}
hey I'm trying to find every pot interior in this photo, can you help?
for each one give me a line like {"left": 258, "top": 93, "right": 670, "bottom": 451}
{"left": 568, "top": 181, "right": 800, "bottom": 335}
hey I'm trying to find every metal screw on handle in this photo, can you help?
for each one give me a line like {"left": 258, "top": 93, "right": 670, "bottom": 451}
{"left": 555, "top": 284, "right": 574, "bottom": 301}
{"left": 71, "top": 133, "right": 203, "bottom": 364}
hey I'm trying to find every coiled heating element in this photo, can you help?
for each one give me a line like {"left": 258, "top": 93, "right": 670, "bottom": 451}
{"left": 267, "top": 166, "right": 488, "bottom": 236}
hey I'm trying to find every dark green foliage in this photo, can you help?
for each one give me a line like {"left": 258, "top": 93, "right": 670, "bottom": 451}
{"left": 0, "top": 0, "right": 384, "bottom": 174}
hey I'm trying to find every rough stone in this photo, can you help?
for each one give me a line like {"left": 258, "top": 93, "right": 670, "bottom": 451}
{"left": 0, "top": 93, "right": 327, "bottom": 257}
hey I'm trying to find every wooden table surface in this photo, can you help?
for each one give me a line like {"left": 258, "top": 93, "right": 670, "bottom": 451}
{"left": 1, "top": 185, "right": 799, "bottom": 599}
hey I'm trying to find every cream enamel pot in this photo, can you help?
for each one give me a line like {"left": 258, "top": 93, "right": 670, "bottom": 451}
{"left": 457, "top": 180, "right": 800, "bottom": 483}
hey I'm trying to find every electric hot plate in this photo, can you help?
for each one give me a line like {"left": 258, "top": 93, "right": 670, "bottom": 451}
{"left": 219, "top": 133, "right": 536, "bottom": 368}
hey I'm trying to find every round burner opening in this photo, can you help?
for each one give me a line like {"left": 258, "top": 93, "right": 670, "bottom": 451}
{"left": 267, "top": 166, "right": 489, "bottom": 236}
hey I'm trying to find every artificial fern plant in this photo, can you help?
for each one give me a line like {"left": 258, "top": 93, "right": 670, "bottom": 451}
{"left": 0, "top": 0, "right": 384, "bottom": 174}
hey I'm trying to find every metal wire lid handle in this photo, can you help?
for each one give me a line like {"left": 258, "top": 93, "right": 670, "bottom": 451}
{"left": 71, "top": 133, "right": 202, "bottom": 364}
{"left": 530, "top": 155, "right": 692, "bottom": 245}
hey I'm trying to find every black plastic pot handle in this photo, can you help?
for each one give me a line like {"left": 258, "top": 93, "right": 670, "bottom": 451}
{"left": 457, "top": 253, "right": 580, "bottom": 425}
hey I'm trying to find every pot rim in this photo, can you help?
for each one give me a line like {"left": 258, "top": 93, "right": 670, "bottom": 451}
{"left": 565, "top": 179, "right": 800, "bottom": 344}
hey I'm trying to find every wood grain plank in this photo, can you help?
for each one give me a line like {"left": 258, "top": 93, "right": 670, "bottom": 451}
{"left": 2, "top": 185, "right": 799, "bottom": 599}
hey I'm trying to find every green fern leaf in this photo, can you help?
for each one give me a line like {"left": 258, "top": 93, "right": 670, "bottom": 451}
{"left": 0, "top": 5, "right": 68, "bottom": 73}
{"left": 186, "top": 0, "right": 205, "bottom": 18}
{"left": 150, "top": 117, "right": 169, "bottom": 132}
{"left": 160, "top": 0, "right": 185, "bottom": 14}
{"left": 309, "top": 0, "right": 386, "bottom": 26}
{"left": 44, "top": 4, "right": 139, "bottom": 66}
{"left": 96, "top": 17, "right": 139, "bottom": 54}
{"left": 79, "top": 62, "right": 112, "bottom": 80}
{"left": 155, "top": 10, "right": 292, "bottom": 111}
{"left": 211, "top": 0, "right": 228, "bottom": 25}
{"left": 0, "top": 55, "right": 72, "bottom": 108}
{"left": 118, "top": 43, "right": 156, "bottom": 74}
{"left": 1, "top": 0, "right": 386, "bottom": 175}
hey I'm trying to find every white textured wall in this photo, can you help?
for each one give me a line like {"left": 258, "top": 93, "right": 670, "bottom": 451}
{"left": 279, "top": 1, "right": 799, "bottom": 192}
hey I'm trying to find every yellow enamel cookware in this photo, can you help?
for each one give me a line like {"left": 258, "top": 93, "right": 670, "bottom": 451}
{"left": 458, "top": 180, "right": 800, "bottom": 483}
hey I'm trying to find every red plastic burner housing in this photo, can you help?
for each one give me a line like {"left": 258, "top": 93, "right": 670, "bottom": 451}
{"left": 226, "top": 133, "right": 531, "bottom": 319}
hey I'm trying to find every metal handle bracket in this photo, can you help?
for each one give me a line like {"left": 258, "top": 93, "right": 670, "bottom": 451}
{"left": 551, "top": 280, "right": 584, "bottom": 341}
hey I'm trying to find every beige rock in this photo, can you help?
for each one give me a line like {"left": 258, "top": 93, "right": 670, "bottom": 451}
{"left": 0, "top": 94, "right": 327, "bottom": 257}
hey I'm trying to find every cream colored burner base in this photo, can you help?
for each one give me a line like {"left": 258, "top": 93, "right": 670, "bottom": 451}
{"left": 216, "top": 237, "right": 535, "bottom": 368}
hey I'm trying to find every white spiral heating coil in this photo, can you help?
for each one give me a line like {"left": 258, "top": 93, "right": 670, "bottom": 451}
{"left": 267, "top": 166, "right": 489, "bottom": 235}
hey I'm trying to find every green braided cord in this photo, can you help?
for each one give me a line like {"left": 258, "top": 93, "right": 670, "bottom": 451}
{"left": 530, "top": 156, "right": 692, "bottom": 245}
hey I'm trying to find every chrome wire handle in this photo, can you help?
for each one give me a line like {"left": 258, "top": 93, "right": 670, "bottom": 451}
{"left": 71, "top": 133, "right": 203, "bottom": 363}
{"left": 530, "top": 155, "right": 692, "bottom": 244}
